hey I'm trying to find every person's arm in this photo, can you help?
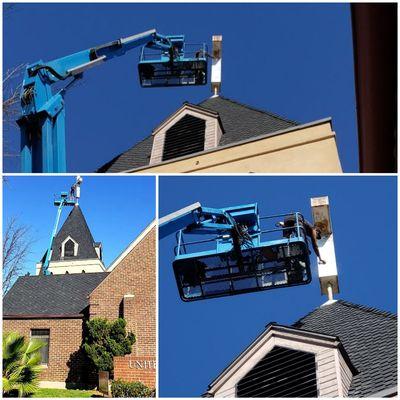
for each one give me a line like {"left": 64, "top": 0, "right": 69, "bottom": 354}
{"left": 305, "top": 222, "right": 326, "bottom": 264}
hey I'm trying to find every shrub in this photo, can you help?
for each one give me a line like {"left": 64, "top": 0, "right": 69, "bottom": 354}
{"left": 111, "top": 380, "right": 155, "bottom": 398}
{"left": 82, "top": 318, "right": 135, "bottom": 373}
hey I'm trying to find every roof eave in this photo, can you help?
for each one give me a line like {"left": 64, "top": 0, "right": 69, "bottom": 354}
{"left": 3, "top": 313, "right": 84, "bottom": 319}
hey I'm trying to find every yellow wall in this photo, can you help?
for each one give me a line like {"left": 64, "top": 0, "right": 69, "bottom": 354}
{"left": 128, "top": 121, "right": 342, "bottom": 173}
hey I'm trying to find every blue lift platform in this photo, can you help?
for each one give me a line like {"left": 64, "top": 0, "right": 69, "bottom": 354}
{"left": 159, "top": 203, "right": 312, "bottom": 301}
{"left": 138, "top": 36, "right": 207, "bottom": 87}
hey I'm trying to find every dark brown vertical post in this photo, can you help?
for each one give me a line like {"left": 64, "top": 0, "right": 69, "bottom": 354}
{"left": 351, "top": 3, "right": 397, "bottom": 172}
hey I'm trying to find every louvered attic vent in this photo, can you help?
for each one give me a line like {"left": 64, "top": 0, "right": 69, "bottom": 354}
{"left": 237, "top": 346, "right": 318, "bottom": 398}
{"left": 162, "top": 114, "right": 206, "bottom": 161}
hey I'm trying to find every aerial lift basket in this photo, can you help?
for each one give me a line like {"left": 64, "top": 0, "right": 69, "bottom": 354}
{"left": 138, "top": 36, "right": 208, "bottom": 88}
{"left": 172, "top": 211, "right": 312, "bottom": 301}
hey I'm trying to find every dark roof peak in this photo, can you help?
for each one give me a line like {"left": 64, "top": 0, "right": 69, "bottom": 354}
{"left": 336, "top": 299, "right": 396, "bottom": 319}
{"left": 199, "top": 95, "right": 299, "bottom": 126}
{"left": 293, "top": 299, "right": 397, "bottom": 397}
{"left": 293, "top": 299, "right": 396, "bottom": 327}
{"left": 46, "top": 205, "right": 100, "bottom": 262}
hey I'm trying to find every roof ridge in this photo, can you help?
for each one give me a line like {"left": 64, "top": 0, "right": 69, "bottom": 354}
{"left": 201, "top": 95, "right": 299, "bottom": 125}
{"left": 336, "top": 299, "right": 397, "bottom": 319}
{"left": 293, "top": 299, "right": 397, "bottom": 327}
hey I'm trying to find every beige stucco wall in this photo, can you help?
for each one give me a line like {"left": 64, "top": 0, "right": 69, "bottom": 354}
{"left": 131, "top": 120, "right": 342, "bottom": 173}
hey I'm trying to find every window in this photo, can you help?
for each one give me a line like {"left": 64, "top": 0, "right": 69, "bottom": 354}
{"left": 162, "top": 114, "right": 206, "bottom": 161}
{"left": 31, "top": 329, "right": 50, "bottom": 365}
{"left": 237, "top": 346, "right": 317, "bottom": 397}
{"left": 64, "top": 239, "right": 75, "bottom": 257}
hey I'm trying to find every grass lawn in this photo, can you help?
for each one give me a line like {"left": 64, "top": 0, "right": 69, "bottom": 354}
{"left": 32, "top": 388, "right": 101, "bottom": 398}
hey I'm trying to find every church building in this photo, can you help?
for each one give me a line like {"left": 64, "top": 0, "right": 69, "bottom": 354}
{"left": 3, "top": 185, "right": 156, "bottom": 389}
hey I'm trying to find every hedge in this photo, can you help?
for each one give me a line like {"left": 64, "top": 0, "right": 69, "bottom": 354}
{"left": 110, "top": 380, "right": 155, "bottom": 398}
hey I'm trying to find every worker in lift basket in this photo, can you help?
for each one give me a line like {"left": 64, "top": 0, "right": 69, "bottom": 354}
{"left": 279, "top": 214, "right": 326, "bottom": 265}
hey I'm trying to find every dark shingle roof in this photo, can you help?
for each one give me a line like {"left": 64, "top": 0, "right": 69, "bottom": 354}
{"left": 46, "top": 205, "right": 99, "bottom": 261}
{"left": 199, "top": 96, "right": 297, "bottom": 145}
{"left": 3, "top": 273, "right": 108, "bottom": 317}
{"left": 293, "top": 300, "right": 397, "bottom": 397}
{"left": 97, "top": 136, "right": 154, "bottom": 173}
{"left": 97, "top": 96, "right": 297, "bottom": 172}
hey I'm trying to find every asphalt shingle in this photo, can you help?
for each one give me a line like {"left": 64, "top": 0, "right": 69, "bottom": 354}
{"left": 3, "top": 273, "right": 108, "bottom": 316}
{"left": 97, "top": 96, "right": 297, "bottom": 172}
{"left": 199, "top": 96, "right": 297, "bottom": 146}
{"left": 43, "top": 205, "right": 100, "bottom": 262}
{"left": 293, "top": 300, "right": 397, "bottom": 397}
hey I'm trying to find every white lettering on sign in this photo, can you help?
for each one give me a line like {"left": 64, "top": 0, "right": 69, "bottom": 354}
{"left": 128, "top": 359, "right": 157, "bottom": 370}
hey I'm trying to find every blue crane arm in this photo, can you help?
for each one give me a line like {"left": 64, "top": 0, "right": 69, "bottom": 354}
{"left": 27, "top": 29, "right": 172, "bottom": 82}
{"left": 18, "top": 28, "right": 178, "bottom": 173}
{"left": 42, "top": 193, "right": 78, "bottom": 276}
{"left": 41, "top": 199, "right": 65, "bottom": 275}
{"left": 159, "top": 202, "right": 240, "bottom": 240}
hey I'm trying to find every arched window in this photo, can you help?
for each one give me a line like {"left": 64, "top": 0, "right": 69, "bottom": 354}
{"left": 61, "top": 236, "right": 78, "bottom": 258}
{"left": 64, "top": 239, "right": 75, "bottom": 257}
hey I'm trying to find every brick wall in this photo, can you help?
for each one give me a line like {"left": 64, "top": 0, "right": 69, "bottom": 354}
{"left": 3, "top": 318, "right": 86, "bottom": 385}
{"left": 89, "top": 226, "right": 156, "bottom": 378}
{"left": 3, "top": 224, "right": 156, "bottom": 387}
{"left": 114, "top": 356, "right": 156, "bottom": 388}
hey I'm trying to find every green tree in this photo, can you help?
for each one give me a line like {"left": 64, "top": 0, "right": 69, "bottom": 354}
{"left": 3, "top": 332, "right": 44, "bottom": 397}
{"left": 82, "top": 318, "right": 135, "bottom": 373}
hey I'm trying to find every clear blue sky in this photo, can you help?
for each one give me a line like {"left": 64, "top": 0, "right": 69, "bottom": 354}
{"left": 4, "top": 3, "right": 358, "bottom": 172}
{"left": 3, "top": 176, "right": 155, "bottom": 278}
{"left": 159, "top": 176, "right": 397, "bottom": 397}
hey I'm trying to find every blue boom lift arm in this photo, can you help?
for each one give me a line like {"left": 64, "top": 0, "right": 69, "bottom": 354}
{"left": 17, "top": 29, "right": 207, "bottom": 173}
{"left": 160, "top": 203, "right": 313, "bottom": 302}
{"left": 159, "top": 202, "right": 241, "bottom": 238}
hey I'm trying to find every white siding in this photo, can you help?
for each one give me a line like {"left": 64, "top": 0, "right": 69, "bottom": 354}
{"left": 209, "top": 327, "right": 355, "bottom": 398}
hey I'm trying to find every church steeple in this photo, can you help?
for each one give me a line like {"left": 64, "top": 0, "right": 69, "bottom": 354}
{"left": 37, "top": 184, "right": 106, "bottom": 275}
{"left": 51, "top": 206, "right": 100, "bottom": 262}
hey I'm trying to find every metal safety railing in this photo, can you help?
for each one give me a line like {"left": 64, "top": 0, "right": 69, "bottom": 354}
{"left": 174, "top": 212, "right": 307, "bottom": 257}
{"left": 139, "top": 43, "right": 208, "bottom": 62}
